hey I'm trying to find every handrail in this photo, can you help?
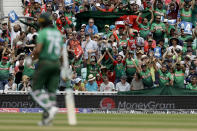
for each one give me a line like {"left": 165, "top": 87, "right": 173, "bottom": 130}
{"left": 0, "top": 90, "right": 118, "bottom": 95}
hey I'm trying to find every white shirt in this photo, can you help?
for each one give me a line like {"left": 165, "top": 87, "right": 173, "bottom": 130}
{"left": 168, "top": 45, "right": 182, "bottom": 51}
{"left": 116, "top": 82, "right": 130, "bottom": 92}
{"left": 4, "top": 83, "right": 17, "bottom": 93}
{"left": 100, "top": 82, "right": 115, "bottom": 92}
{"left": 11, "top": 28, "right": 20, "bottom": 48}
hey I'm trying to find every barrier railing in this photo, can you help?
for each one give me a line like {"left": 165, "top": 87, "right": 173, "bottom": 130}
{"left": 0, "top": 90, "right": 118, "bottom": 95}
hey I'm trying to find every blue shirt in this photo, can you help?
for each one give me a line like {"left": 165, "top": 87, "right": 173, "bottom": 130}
{"left": 85, "top": 81, "right": 98, "bottom": 91}
{"left": 85, "top": 25, "right": 98, "bottom": 35}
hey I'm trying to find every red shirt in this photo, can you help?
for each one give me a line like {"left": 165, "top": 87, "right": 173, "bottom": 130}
{"left": 99, "top": 8, "right": 114, "bottom": 12}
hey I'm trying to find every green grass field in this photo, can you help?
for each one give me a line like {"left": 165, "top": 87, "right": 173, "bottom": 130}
{"left": 1, "top": 113, "right": 197, "bottom": 131}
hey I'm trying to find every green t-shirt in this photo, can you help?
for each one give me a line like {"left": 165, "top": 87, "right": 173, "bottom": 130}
{"left": 139, "top": 22, "right": 150, "bottom": 39}
{"left": 151, "top": 22, "right": 165, "bottom": 40}
{"left": 37, "top": 27, "right": 63, "bottom": 61}
{"left": 114, "top": 61, "right": 126, "bottom": 79}
{"left": 181, "top": 8, "right": 192, "bottom": 22}
{"left": 158, "top": 69, "right": 172, "bottom": 87}
{"left": 65, "top": 12, "right": 73, "bottom": 21}
{"left": 72, "top": 58, "right": 83, "bottom": 76}
{"left": 23, "top": 65, "right": 35, "bottom": 78}
{"left": 186, "top": 83, "right": 197, "bottom": 90}
{"left": 154, "top": 8, "right": 166, "bottom": 17}
{"left": 87, "top": 63, "right": 100, "bottom": 79}
{"left": 0, "top": 62, "right": 11, "bottom": 80}
{"left": 140, "top": 69, "right": 153, "bottom": 87}
{"left": 174, "top": 70, "right": 185, "bottom": 88}
{"left": 126, "top": 58, "right": 138, "bottom": 76}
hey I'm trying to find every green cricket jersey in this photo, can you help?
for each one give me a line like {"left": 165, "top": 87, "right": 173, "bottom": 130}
{"left": 174, "top": 70, "right": 185, "bottom": 88}
{"left": 180, "top": 8, "right": 192, "bottom": 22}
{"left": 0, "top": 62, "right": 11, "bottom": 80}
{"left": 87, "top": 63, "right": 100, "bottom": 79}
{"left": 151, "top": 22, "right": 165, "bottom": 40}
{"left": 139, "top": 22, "right": 151, "bottom": 39}
{"left": 140, "top": 69, "right": 153, "bottom": 87}
{"left": 158, "top": 69, "right": 172, "bottom": 87}
{"left": 126, "top": 58, "right": 138, "bottom": 77}
{"left": 186, "top": 83, "right": 197, "bottom": 90}
{"left": 37, "top": 27, "right": 63, "bottom": 61}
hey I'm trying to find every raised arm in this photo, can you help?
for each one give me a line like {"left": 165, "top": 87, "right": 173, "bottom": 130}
{"left": 93, "top": 3, "right": 104, "bottom": 12}
{"left": 131, "top": 58, "right": 141, "bottom": 73}
{"left": 113, "top": 1, "right": 120, "bottom": 11}
{"left": 136, "top": 12, "right": 142, "bottom": 25}
{"left": 97, "top": 52, "right": 106, "bottom": 65}
{"left": 106, "top": 49, "right": 115, "bottom": 62}
{"left": 8, "top": 17, "right": 11, "bottom": 32}
{"left": 149, "top": 9, "right": 154, "bottom": 24}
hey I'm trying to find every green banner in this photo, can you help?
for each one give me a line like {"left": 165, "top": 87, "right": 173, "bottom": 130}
{"left": 75, "top": 11, "right": 151, "bottom": 32}
{"left": 118, "top": 87, "right": 197, "bottom": 96}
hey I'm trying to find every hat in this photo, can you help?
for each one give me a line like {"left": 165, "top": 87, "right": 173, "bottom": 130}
{"left": 185, "top": 55, "right": 191, "bottom": 60}
{"left": 2, "top": 57, "right": 8, "bottom": 60}
{"left": 101, "top": 65, "right": 107, "bottom": 70}
{"left": 0, "top": 38, "right": 5, "bottom": 43}
{"left": 81, "top": 24, "right": 86, "bottom": 27}
{"left": 133, "top": 30, "right": 138, "bottom": 33}
{"left": 75, "top": 78, "right": 82, "bottom": 83}
{"left": 148, "top": 39, "right": 153, "bottom": 42}
{"left": 110, "top": 25, "right": 115, "bottom": 30}
{"left": 121, "top": 75, "right": 127, "bottom": 80}
{"left": 72, "top": 31, "right": 77, "bottom": 34}
{"left": 136, "top": 50, "right": 143, "bottom": 54}
{"left": 141, "top": 55, "right": 147, "bottom": 59}
{"left": 170, "top": 37, "right": 179, "bottom": 45}
{"left": 105, "top": 25, "right": 109, "bottom": 28}
{"left": 88, "top": 74, "right": 95, "bottom": 81}
{"left": 94, "top": 34, "right": 100, "bottom": 38}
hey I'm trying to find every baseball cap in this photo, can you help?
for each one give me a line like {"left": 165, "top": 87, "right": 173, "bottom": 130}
{"left": 81, "top": 24, "right": 86, "bottom": 27}
{"left": 2, "top": 57, "right": 8, "bottom": 60}
{"left": 109, "top": 25, "right": 115, "bottom": 30}
{"left": 105, "top": 25, "right": 109, "bottom": 28}
{"left": 75, "top": 78, "right": 82, "bottom": 83}
{"left": 121, "top": 75, "right": 127, "bottom": 80}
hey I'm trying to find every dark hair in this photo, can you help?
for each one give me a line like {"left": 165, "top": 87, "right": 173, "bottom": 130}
{"left": 19, "top": 65, "right": 24, "bottom": 71}
{"left": 136, "top": 73, "right": 141, "bottom": 79}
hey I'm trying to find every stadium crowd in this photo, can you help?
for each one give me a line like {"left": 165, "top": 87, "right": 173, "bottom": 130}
{"left": 0, "top": 0, "right": 197, "bottom": 93}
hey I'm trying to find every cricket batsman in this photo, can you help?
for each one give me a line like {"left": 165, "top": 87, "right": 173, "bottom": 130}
{"left": 30, "top": 12, "right": 63, "bottom": 126}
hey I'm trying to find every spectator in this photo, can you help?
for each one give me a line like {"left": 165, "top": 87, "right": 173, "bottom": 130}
{"left": 4, "top": 77, "right": 17, "bottom": 93}
{"left": 186, "top": 76, "right": 197, "bottom": 90}
{"left": 85, "top": 74, "right": 98, "bottom": 91}
{"left": 73, "top": 78, "right": 85, "bottom": 91}
{"left": 85, "top": 18, "right": 98, "bottom": 35}
{"left": 0, "top": 57, "right": 13, "bottom": 90}
{"left": 82, "top": 33, "right": 98, "bottom": 60}
{"left": 100, "top": 76, "right": 115, "bottom": 92}
{"left": 130, "top": 73, "right": 144, "bottom": 90}
{"left": 116, "top": 75, "right": 130, "bottom": 92}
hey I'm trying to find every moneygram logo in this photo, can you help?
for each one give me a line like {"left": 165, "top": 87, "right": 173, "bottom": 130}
{"left": 100, "top": 98, "right": 116, "bottom": 109}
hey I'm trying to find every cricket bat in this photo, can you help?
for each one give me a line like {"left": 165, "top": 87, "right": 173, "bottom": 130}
{"left": 65, "top": 88, "right": 77, "bottom": 125}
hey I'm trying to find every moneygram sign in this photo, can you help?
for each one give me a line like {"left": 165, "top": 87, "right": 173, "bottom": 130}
{"left": 118, "top": 101, "right": 175, "bottom": 110}
{"left": 100, "top": 98, "right": 175, "bottom": 110}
